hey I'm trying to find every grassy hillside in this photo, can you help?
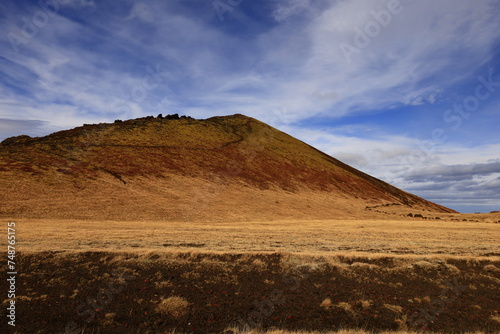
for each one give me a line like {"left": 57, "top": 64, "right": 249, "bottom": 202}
{"left": 0, "top": 114, "right": 454, "bottom": 220}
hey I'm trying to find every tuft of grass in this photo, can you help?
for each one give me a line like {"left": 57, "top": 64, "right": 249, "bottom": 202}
{"left": 351, "top": 262, "right": 379, "bottom": 269}
{"left": 484, "top": 264, "right": 499, "bottom": 272}
{"left": 155, "top": 280, "right": 174, "bottom": 289}
{"left": 444, "top": 263, "right": 460, "bottom": 273}
{"left": 383, "top": 303, "right": 403, "bottom": 314}
{"left": 335, "top": 302, "right": 353, "bottom": 313}
{"left": 319, "top": 298, "right": 332, "bottom": 310}
{"left": 155, "top": 296, "right": 190, "bottom": 318}
{"left": 413, "top": 261, "right": 437, "bottom": 270}
{"left": 360, "top": 300, "right": 371, "bottom": 308}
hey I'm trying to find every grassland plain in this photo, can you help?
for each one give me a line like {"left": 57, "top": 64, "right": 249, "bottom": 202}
{"left": 10, "top": 218, "right": 500, "bottom": 255}
{"left": 1, "top": 218, "right": 499, "bottom": 333}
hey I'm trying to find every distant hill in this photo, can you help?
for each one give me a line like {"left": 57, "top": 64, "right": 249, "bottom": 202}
{"left": 0, "top": 114, "right": 455, "bottom": 220}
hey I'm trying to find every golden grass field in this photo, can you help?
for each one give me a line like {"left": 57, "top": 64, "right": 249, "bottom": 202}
{"left": 15, "top": 217, "right": 499, "bottom": 257}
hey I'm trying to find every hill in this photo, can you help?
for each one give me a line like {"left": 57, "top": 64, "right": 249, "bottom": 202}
{"left": 0, "top": 114, "right": 454, "bottom": 220}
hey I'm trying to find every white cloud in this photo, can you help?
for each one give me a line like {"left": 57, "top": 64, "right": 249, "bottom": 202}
{"left": 1, "top": 0, "right": 499, "bottom": 212}
{"left": 125, "top": 2, "right": 154, "bottom": 22}
{"left": 2, "top": 0, "right": 499, "bottom": 128}
{"left": 293, "top": 0, "right": 500, "bottom": 116}
{"left": 407, "top": 160, "right": 500, "bottom": 182}
{"left": 60, "top": 0, "right": 96, "bottom": 9}
{"left": 272, "top": 0, "right": 312, "bottom": 22}
{"left": 277, "top": 122, "right": 500, "bottom": 211}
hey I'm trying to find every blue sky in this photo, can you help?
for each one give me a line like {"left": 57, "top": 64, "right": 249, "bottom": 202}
{"left": 1, "top": 0, "right": 499, "bottom": 213}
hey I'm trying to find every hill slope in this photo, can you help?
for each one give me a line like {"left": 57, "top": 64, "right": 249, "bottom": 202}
{"left": 0, "top": 114, "right": 454, "bottom": 220}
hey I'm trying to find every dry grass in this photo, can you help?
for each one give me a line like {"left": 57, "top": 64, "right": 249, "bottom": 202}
{"left": 11, "top": 218, "right": 499, "bottom": 258}
{"left": 319, "top": 298, "right": 332, "bottom": 310}
{"left": 484, "top": 264, "right": 500, "bottom": 272}
{"left": 8, "top": 248, "right": 499, "bottom": 333}
{"left": 155, "top": 296, "right": 190, "bottom": 318}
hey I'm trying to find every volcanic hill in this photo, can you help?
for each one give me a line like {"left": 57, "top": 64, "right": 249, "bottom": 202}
{"left": 0, "top": 114, "right": 454, "bottom": 220}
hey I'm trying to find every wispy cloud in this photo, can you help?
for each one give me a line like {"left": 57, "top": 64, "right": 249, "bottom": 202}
{"left": 0, "top": 118, "right": 49, "bottom": 139}
{"left": 407, "top": 160, "right": 500, "bottom": 183}
{"left": 271, "top": 0, "right": 312, "bottom": 22}
{"left": 0, "top": 0, "right": 499, "bottom": 212}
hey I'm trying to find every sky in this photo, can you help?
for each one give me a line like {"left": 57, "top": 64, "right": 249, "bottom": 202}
{"left": 1, "top": 0, "right": 499, "bottom": 213}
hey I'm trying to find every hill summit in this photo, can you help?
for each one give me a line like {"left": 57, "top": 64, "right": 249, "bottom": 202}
{"left": 0, "top": 114, "right": 454, "bottom": 220}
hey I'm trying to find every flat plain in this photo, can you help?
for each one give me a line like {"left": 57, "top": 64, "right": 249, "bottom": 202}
{"left": 14, "top": 217, "right": 500, "bottom": 257}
